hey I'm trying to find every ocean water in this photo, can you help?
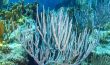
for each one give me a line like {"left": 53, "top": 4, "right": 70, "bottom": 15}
{"left": 9, "top": 0, "right": 61, "bottom": 9}
{"left": 0, "top": 0, "right": 110, "bottom": 65}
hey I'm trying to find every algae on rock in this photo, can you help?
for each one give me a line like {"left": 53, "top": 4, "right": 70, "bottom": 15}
{"left": 0, "top": 21, "right": 4, "bottom": 43}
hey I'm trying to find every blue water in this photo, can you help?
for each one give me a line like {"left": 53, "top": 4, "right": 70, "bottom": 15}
{"left": 9, "top": 0, "right": 35, "bottom": 3}
{"left": 9, "top": 0, "right": 61, "bottom": 10}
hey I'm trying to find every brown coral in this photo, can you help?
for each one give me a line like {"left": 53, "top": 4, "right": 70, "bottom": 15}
{"left": 0, "top": 20, "right": 4, "bottom": 43}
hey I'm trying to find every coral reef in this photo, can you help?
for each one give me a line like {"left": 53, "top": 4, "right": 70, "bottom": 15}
{"left": 81, "top": 17, "right": 110, "bottom": 65}
{"left": 0, "top": 1, "right": 37, "bottom": 43}
{"left": 0, "top": 43, "right": 28, "bottom": 65}
{"left": 0, "top": 0, "right": 110, "bottom": 65}
{"left": 0, "top": 21, "right": 4, "bottom": 43}
{"left": 18, "top": 7, "right": 99, "bottom": 65}
{"left": 0, "top": 1, "right": 37, "bottom": 20}
{"left": 0, "top": 1, "right": 37, "bottom": 64}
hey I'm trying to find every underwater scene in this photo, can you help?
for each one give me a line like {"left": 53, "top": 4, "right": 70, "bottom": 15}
{"left": 0, "top": 0, "right": 110, "bottom": 65}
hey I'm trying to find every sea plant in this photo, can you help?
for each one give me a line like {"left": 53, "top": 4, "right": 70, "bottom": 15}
{"left": 19, "top": 7, "right": 99, "bottom": 65}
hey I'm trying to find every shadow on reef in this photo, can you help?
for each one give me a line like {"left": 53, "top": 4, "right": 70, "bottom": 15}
{"left": 28, "top": 54, "right": 38, "bottom": 65}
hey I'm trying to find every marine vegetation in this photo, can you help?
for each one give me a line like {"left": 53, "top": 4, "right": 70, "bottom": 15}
{"left": 18, "top": 7, "right": 99, "bottom": 65}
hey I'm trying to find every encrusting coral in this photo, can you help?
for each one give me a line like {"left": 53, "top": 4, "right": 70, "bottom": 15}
{"left": 0, "top": 21, "right": 4, "bottom": 44}
{"left": 0, "top": 1, "right": 38, "bottom": 44}
{"left": 0, "top": 1, "right": 38, "bottom": 64}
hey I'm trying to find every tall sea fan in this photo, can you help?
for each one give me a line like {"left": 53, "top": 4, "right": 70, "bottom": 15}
{"left": 19, "top": 6, "right": 99, "bottom": 65}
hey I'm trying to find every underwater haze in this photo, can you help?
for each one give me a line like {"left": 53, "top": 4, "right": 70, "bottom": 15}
{"left": 0, "top": 0, "right": 110, "bottom": 65}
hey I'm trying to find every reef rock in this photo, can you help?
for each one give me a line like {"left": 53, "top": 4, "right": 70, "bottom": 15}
{"left": 0, "top": 42, "right": 28, "bottom": 65}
